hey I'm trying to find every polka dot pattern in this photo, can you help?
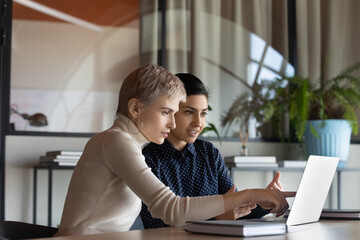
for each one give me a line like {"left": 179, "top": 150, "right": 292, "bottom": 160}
{"left": 140, "top": 139, "right": 233, "bottom": 229}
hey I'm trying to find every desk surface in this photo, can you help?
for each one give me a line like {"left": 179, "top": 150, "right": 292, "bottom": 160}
{"left": 38, "top": 220, "right": 360, "bottom": 240}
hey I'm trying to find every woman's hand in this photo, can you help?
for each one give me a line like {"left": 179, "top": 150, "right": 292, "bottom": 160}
{"left": 267, "top": 172, "right": 284, "bottom": 191}
{"left": 223, "top": 188, "right": 296, "bottom": 218}
{"left": 246, "top": 188, "right": 295, "bottom": 217}
{"left": 215, "top": 185, "right": 257, "bottom": 220}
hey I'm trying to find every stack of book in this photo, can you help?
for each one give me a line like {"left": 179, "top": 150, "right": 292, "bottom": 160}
{"left": 224, "top": 155, "right": 278, "bottom": 168}
{"left": 39, "top": 150, "right": 83, "bottom": 167}
{"left": 278, "top": 160, "right": 307, "bottom": 168}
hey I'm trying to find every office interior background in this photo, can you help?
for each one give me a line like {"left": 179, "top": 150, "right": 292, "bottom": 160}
{"left": 1, "top": 0, "right": 360, "bottom": 227}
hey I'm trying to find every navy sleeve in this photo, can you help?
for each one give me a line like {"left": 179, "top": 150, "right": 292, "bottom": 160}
{"left": 211, "top": 146, "right": 234, "bottom": 194}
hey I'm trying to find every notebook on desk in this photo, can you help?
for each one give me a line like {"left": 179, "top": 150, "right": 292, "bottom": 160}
{"left": 186, "top": 155, "right": 339, "bottom": 237}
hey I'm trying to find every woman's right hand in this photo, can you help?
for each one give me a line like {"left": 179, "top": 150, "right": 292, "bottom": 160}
{"left": 245, "top": 188, "right": 296, "bottom": 217}
{"left": 223, "top": 188, "right": 296, "bottom": 218}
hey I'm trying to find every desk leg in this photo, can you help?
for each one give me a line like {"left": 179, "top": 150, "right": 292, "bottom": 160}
{"left": 33, "top": 168, "right": 37, "bottom": 224}
{"left": 337, "top": 171, "right": 341, "bottom": 209}
{"left": 228, "top": 167, "right": 233, "bottom": 180}
{"left": 48, "top": 169, "right": 53, "bottom": 227}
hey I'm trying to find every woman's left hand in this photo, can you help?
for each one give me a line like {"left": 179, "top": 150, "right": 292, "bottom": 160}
{"left": 267, "top": 172, "right": 284, "bottom": 191}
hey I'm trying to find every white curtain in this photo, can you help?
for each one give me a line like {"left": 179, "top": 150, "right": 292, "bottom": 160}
{"left": 296, "top": 0, "right": 360, "bottom": 86}
{"left": 140, "top": 0, "right": 289, "bottom": 138}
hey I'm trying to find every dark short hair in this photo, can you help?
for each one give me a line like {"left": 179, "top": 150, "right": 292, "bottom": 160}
{"left": 175, "top": 73, "right": 209, "bottom": 99}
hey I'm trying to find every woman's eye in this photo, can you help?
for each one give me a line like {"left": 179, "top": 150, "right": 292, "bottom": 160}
{"left": 162, "top": 111, "right": 170, "bottom": 115}
{"left": 185, "top": 110, "right": 193, "bottom": 115}
{"left": 201, "top": 112, "right": 208, "bottom": 117}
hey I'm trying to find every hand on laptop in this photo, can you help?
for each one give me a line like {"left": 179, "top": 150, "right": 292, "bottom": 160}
{"left": 215, "top": 185, "right": 257, "bottom": 220}
{"left": 267, "top": 172, "right": 284, "bottom": 191}
{"left": 247, "top": 188, "right": 296, "bottom": 217}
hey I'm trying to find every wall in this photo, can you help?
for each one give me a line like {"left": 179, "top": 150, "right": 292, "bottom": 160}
{"left": 5, "top": 135, "right": 360, "bottom": 227}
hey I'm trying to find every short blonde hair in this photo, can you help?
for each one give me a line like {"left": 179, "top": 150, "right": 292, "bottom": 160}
{"left": 117, "top": 64, "right": 186, "bottom": 115}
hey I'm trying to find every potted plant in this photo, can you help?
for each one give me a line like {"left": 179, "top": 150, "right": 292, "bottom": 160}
{"left": 222, "top": 62, "right": 360, "bottom": 166}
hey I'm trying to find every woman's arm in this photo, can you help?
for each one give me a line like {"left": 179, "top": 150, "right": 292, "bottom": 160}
{"left": 105, "top": 131, "right": 294, "bottom": 226}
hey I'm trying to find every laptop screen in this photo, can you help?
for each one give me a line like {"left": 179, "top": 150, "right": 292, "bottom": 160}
{"left": 286, "top": 155, "right": 339, "bottom": 226}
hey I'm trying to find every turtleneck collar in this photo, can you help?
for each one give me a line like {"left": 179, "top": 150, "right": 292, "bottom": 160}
{"left": 113, "top": 113, "right": 149, "bottom": 148}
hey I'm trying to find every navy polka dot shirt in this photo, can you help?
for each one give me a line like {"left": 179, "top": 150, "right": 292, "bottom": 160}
{"left": 140, "top": 139, "right": 268, "bottom": 229}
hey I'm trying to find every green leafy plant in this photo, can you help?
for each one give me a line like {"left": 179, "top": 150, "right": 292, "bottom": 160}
{"left": 200, "top": 105, "right": 222, "bottom": 143}
{"left": 222, "top": 61, "right": 360, "bottom": 142}
{"left": 221, "top": 81, "right": 270, "bottom": 137}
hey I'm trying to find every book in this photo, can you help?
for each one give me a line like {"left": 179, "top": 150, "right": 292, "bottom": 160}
{"left": 186, "top": 220, "right": 286, "bottom": 237}
{"left": 278, "top": 160, "right": 307, "bottom": 168}
{"left": 224, "top": 156, "right": 276, "bottom": 163}
{"left": 39, "top": 161, "right": 77, "bottom": 167}
{"left": 320, "top": 209, "right": 360, "bottom": 220}
{"left": 40, "top": 155, "right": 81, "bottom": 162}
{"left": 226, "top": 162, "right": 279, "bottom": 168}
{"left": 46, "top": 150, "right": 83, "bottom": 156}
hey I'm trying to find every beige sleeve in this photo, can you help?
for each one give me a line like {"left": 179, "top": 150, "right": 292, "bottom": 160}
{"left": 103, "top": 131, "right": 225, "bottom": 226}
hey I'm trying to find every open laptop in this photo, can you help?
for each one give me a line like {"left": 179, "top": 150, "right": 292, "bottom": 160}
{"left": 255, "top": 155, "right": 339, "bottom": 227}
{"left": 186, "top": 155, "right": 339, "bottom": 237}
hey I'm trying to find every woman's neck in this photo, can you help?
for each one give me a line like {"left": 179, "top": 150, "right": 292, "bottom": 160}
{"left": 166, "top": 134, "right": 188, "bottom": 152}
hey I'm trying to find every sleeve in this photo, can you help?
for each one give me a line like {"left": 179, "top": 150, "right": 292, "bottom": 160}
{"left": 103, "top": 132, "right": 225, "bottom": 227}
{"left": 212, "top": 147, "right": 234, "bottom": 194}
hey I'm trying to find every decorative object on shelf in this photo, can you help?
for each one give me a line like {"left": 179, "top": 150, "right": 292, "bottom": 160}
{"left": 239, "top": 130, "right": 249, "bottom": 156}
{"left": 10, "top": 106, "right": 48, "bottom": 127}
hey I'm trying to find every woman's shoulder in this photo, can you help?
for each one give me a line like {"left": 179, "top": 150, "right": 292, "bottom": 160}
{"left": 92, "top": 128, "right": 138, "bottom": 150}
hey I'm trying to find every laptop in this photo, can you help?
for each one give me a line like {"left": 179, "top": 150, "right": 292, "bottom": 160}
{"left": 254, "top": 155, "right": 339, "bottom": 227}
{"left": 186, "top": 155, "right": 339, "bottom": 237}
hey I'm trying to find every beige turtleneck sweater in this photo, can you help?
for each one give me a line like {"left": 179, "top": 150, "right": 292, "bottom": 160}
{"left": 55, "top": 114, "right": 224, "bottom": 236}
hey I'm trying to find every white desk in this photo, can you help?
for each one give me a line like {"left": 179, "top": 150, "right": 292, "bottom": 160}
{"left": 35, "top": 220, "right": 360, "bottom": 240}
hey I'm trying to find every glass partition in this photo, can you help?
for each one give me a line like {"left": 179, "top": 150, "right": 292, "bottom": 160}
{"left": 11, "top": 0, "right": 140, "bottom": 133}
{"left": 157, "top": 1, "right": 293, "bottom": 140}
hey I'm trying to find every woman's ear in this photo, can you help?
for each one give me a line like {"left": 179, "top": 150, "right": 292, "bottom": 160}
{"left": 128, "top": 98, "right": 141, "bottom": 119}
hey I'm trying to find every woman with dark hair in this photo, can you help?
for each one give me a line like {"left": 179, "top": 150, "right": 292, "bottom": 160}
{"left": 141, "top": 73, "right": 285, "bottom": 229}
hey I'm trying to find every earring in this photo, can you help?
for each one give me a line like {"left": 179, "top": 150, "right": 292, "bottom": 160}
{"left": 127, "top": 118, "right": 140, "bottom": 135}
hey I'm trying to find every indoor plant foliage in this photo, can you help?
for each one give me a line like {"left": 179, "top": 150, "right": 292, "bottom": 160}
{"left": 261, "top": 61, "right": 360, "bottom": 143}
{"left": 221, "top": 61, "right": 360, "bottom": 145}
{"left": 221, "top": 81, "right": 276, "bottom": 138}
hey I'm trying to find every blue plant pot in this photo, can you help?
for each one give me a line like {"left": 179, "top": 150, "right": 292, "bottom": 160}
{"left": 304, "top": 120, "right": 351, "bottom": 168}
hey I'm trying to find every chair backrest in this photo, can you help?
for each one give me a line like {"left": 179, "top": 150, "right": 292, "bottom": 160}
{"left": 0, "top": 221, "right": 58, "bottom": 239}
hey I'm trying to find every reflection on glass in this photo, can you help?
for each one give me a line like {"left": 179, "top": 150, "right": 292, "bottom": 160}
{"left": 158, "top": 2, "right": 292, "bottom": 140}
{"left": 258, "top": 68, "right": 281, "bottom": 84}
{"left": 250, "top": 33, "right": 266, "bottom": 62}
{"left": 247, "top": 62, "right": 259, "bottom": 87}
{"left": 11, "top": 0, "right": 140, "bottom": 133}
{"left": 263, "top": 46, "right": 284, "bottom": 72}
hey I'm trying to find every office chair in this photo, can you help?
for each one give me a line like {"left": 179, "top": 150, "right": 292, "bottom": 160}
{"left": 0, "top": 221, "right": 58, "bottom": 240}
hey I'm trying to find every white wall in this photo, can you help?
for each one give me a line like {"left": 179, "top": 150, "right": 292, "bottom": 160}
{"left": 5, "top": 135, "right": 89, "bottom": 226}
{"left": 5, "top": 135, "right": 360, "bottom": 227}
